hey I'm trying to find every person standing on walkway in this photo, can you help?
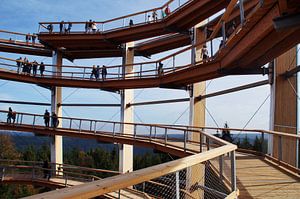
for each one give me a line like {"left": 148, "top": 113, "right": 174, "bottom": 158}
{"left": 201, "top": 45, "right": 209, "bottom": 62}
{"left": 60, "top": 21, "right": 64, "bottom": 34}
{"left": 102, "top": 65, "right": 107, "bottom": 80}
{"left": 96, "top": 65, "right": 100, "bottom": 80}
{"left": 51, "top": 112, "right": 59, "bottom": 128}
{"left": 39, "top": 62, "right": 45, "bottom": 76}
{"left": 16, "top": 57, "right": 22, "bottom": 73}
{"left": 32, "top": 60, "right": 38, "bottom": 76}
{"left": 12, "top": 111, "right": 16, "bottom": 124}
{"left": 44, "top": 110, "right": 50, "bottom": 127}
{"left": 90, "top": 65, "right": 97, "bottom": 79}
{"left": 92, "top": 21, "right": 97, "bottom": 33}
{"left": 67, "top": 22, "right": 72, "bottom": 33}
{"left": 7, "top": 107, "right": 13, "bottom": 123}
{"left": 32, "top": 34, "right": 37, "bottom": 45}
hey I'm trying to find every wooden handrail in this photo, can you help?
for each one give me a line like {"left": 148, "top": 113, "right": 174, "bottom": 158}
{"left": 0, "top": 29, "right": 36, "bottom": 37}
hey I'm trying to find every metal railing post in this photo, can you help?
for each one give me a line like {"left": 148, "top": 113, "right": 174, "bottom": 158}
{"left": 261, "top": 132, "right": 265, "bottom": 153}
{"left": 172, "top": 56, "right": 175, "bottom": 71}
{"left": 175, "top": 171, "right": 180, "bottom": 199}
{"left": 165, "top": 128, "right": 168, "bottom": 145}
{"left": 69, "top": 119, "right": 72, "bottom": 129}
{"left": 94, "top": 121, "right": 97, "bottom": 134}
{"left": 134, "top": 124, "right": 137, "bottom": 138}
{"left": 200, "top": 133, "right": 203, "bottom": 153}
{"left": 206, "top": 137, "right": 210, "bottom": 151}
{"left": 149, "top": 126, "right": 152, "bottom": 141}
{"left": 222, "top": 21, "right": 226, "bottom": 43}
{"left": 89, "top": 120, "right": 93, "bottom": 131}
{"left": 32, "top": 115, "right": 36, "bottom": 128}
{"left": 20, "top": 114, "right": 23, "bottom": 124}
{"left": 278, "top": 135, "right": 282, "bottom": 161}
{"left": 79, "top": 120, "right": 82, "bottom": 133}
{"left": 230, "top": 151, "right": 237, "bottom": 192}
{"left": 239, "top": 0, "right": 245, "bottom": 25}
{"left": 113, "top": 123, "right": 116, "bottom": 137}
{"left": 184, "top": 130, "right": 187, "bottom": 152}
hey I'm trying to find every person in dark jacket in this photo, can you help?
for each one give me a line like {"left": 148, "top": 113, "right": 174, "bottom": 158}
{"left": 102, "top": 65, "right": 107, "bottom": 80}
{"left": 39, "top": 62, "right": 45, "bottom": 76}
{"left": 32, "top": 60, "right": 38, "bottom": 76}
{"left": 7, "top": 107, "right": 13, "bottom": 123}
{"left": 44, "top": 109, "right": 50, "bottom": 127}
{"left": 51, "top": 112, "right": 59, "bottom": 128}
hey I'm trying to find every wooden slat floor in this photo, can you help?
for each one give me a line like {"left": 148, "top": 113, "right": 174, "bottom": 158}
{"left": 236, "top": 153, "right": 300, "bottom": 199}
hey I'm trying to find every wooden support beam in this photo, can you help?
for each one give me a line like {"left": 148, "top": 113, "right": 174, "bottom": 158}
{"left": 209, "top": 0, "right": 239, "bottom": 40}
{"left": 278, "top": 0, "right": 288, "bottom": 15}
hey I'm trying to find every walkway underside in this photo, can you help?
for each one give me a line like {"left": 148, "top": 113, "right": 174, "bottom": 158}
{"left": 38, "top": 0, "right": 231, "bottom": 59}
{"left": 0, "top": 0, "right": 299, "bottom": 89}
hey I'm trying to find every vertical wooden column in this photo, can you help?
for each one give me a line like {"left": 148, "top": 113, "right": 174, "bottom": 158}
{"left": 189, "top": 25, "right": 206, "bottom": 140}
{"left": 187, "top": 22, "right": 206, "bottom": 198}
{"left": 51, "top": 50, "right": 63, "bottom": 171}
{"left": 271, "top": 47, "right": 297, "bottom": 167}
{"left": 119, "top": 42, "right": 134, "bottom": 173}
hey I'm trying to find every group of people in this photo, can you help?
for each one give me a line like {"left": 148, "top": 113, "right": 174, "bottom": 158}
{"left": 16, "top": 57, "right": 45, "bottom": 76}
{"left": 147, "top": 6, "right": 171, "bottom": 23}
{"left": 25, "top": 33, "right": 37, "bottom": 44}
{"left": 6, "top": 108, "right": 58, "bottom": 128}
{"left": 85, "top": 20, "right": 98, "bottom": 33}
{"left": 59, "top": 21, "right": 72, "bottom": 34}
{"left": 45, "top": 6, "right": 171, "bottom": 33}
{"left": 43, "top": 109, "right": 59, "bottom": 128}
{"left": 7, "top": 107, "right": 16, "bottom": 124}
{"left": 90, "top": 65, "right": 107, "bottom": 80}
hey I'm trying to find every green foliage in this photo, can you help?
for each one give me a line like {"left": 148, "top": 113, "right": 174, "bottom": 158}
{"left": 0, "top": 134, "right": 20, "bottom": 159}
{"left": 240, "top": 135, "right": 252, "bottom": 149}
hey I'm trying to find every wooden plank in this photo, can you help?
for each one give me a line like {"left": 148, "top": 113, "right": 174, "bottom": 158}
{"left": 273, "top": 47, "right": 298, "bottom": 167}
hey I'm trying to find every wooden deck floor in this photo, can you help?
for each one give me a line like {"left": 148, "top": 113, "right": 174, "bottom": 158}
{"left": 236, "top": 153, "right": 300, "bottom": 199}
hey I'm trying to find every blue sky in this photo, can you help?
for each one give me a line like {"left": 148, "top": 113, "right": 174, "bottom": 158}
{"left": 1, "top": 0, "right": 295, "bottom": 132}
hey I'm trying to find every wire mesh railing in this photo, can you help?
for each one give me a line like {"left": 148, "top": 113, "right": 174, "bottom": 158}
{"left": 0, "top": 159, "right": 121, "bottom": 187}
{"left": 0, "top": 109, "right": 238, "bottom": 198}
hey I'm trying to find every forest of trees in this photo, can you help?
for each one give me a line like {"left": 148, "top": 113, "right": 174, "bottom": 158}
{"left": 0, "top": 134, "right": 173, "bottom": 198}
